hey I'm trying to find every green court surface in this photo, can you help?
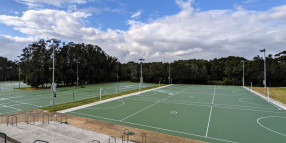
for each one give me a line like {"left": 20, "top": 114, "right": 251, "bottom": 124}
{"left": 0, "top": 82, "right": 155, "bottom": 115}
{"left": 0, "top": 81, "right": 30, "bottom": 93}
{"left": 67, "top": 85, "right": 286, "bottom": 143}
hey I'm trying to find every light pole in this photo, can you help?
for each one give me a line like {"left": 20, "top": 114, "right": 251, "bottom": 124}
{"left": 260, "top": 49, "right": 267, "bottom": 96}
{"left": 117, "top": 61, "right": 119, "bottom": 92}
{"left": 250, "top": 82, "right": 253, "bottom": 93}
{"left": 48, "top": 39, "right": 56, "bottom": 110}
{"left": 139, "top": 58, "right": 144, "bottom": 86}
{"left": 0, "top": 67, "right": 2, "bottom": 93}
{"left": 52, "top": 39, "right": 55, "bottom": 109}
{"left": 76, "top": 60, "right": 80, "bottom": 87}
{"left": 241, "top": 60, "right": 245, "bottom": 87}
{"left": 17, "top": 56, "right": 21, "bottom": 88}
{"left": 168, "top": 63, "right": 171, "bottom": 85}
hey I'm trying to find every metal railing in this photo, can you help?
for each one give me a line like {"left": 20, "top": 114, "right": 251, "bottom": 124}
{"left": 26, "top": 114, "right": 35, "bottom": 125}
{"left": 109, "top": 136, "right": 116, "bottom": 143}
{"left": 7, "top": 115, "right": 17, "bottom": 127}
{"left": 60, "top": 115, "right": 67, "bottom": 124}
{"left": 42, "top": 114, "right": 50, "bottom": 124}
{"left": 50, "top": 113, "right": 58, "bottom": 121}
{"left": 142, "top": 133, "right": 146, "bottom": 143}
{"left": 0, "top": 132, "right": 7, "bottom": 143}
{"left": 91, "top": 140, "right": 100, "bottom": 143}
{"left": 33, "top": 139, "right": 49, "bottom": 143}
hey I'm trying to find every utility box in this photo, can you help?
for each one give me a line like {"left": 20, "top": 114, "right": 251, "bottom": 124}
{"left": 51, "top": 84, "right": 56, "bottom": 92}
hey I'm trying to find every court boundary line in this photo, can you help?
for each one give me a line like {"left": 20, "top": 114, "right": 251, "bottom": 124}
{"left": 110, "top": 97, "right": 286, "bottom": 114}
{"left": 69, "top": 111, "right": 238, "bottom": 143}
{"left": 205, "top": 86, "right": 216, "bottom": 137}
{"left": 244, "top": 87, "right": 286, "bottom": 110}
{"left": 127, "top": 97, "right": 279, "bottom": 111}
{"left": 120, "top": 86, "right": 192, "bottom": 121}
{"left": 257, "top": 116, "right": 286, "bottom": 137}
{"left": 238, "top": 97, "right": 272, "bottom": 107}
{"left": 83, "top": 100, "right": 125, "bottom": 110}
{"left": 58, "top": 85, "right": 171, "bottom": 113}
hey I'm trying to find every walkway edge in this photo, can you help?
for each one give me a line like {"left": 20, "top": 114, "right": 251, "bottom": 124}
{"left": 243, "top": 87, "right": 286, "bottom": 110}
{"left": 58, "top": 85, "right": 172, "bottom": 113}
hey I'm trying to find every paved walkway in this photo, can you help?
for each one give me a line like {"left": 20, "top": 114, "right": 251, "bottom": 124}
{"left": 0, "top": 121, "right": 125, "bottom": 143}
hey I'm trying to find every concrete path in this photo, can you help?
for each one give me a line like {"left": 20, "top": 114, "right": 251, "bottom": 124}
{"left": 0, "top": 121, "right": 124, "bottom": 143}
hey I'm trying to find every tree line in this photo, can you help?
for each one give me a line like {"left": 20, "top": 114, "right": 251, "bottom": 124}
{"left": 0, "top": 39, "right": 285, "bottom": 87}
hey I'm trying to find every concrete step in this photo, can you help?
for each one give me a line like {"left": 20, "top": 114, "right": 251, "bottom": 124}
{"left": 0, "top": 122, "right": 125, "bottom": 143}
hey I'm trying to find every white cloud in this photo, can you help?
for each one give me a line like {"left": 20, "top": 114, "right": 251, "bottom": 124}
{"left": 131, "top": 10, "right": 142, "bottom": 19}
{"left": 0, "top": 35, "right": 32, "bottom": 60}
{"left": 244, "top": 0, "right": 257, "bottom": 4}
{"left": 1, "top": 0, "right": 286, "bottom": 63}
{"left": 16, "top": 0, "right": 87, "bottom": 8}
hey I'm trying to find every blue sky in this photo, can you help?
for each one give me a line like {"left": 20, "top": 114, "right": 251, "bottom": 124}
{"left": 0, "top": 0, "right": 286, "bottom": 62}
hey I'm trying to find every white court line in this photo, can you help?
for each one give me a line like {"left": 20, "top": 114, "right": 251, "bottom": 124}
{"left": 120, "top": 86, "right": 192, "bottom": 121}
{"left": 7, "top": 99, "right": 42, "bottom": 107}
{"left": 83, "top": 100, "right": 125, "bottom": 110}
{"left": 0, "top": 104, "right": 21, "bottom": 111}
{"left": 58, "top": 85, "right": 171, "bottom": 113}
{"left": 239, "top": 97, "right": 272, "bottom": 107}
{"left": 70, "top": 111, "right": 237, "bottom": 143}
{"left": 126, "top": 96, "right": 284, "bottom": 113}
{"left": 244, "top": 87, "right": 286, "bottom": 110}
{"left": 205, "top": 86, "right": 216, "bottom": 137}
{"left": 120, "top": 101, "right": 160, "bottom": 121}
{"left": 257, "top": 116, "right": 286, "bottom": 137}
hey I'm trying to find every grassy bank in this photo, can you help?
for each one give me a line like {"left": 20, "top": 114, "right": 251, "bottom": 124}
{"left": 41, "top": 84, "right": 166, "bottom": 112}
{"left": 251, "top": 86, "right": 286, "bottom": 104}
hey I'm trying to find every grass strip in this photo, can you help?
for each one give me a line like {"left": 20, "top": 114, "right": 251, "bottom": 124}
{"left": 41, "top": 84, "right": 166, "bottom": 112}
{"left": 251, "top": 86, "right": 286, "bottom": 104}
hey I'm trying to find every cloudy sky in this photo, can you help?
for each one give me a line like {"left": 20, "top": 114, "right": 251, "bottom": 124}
{"left": 0, "top": 0, "right": 285, "bottom": 63}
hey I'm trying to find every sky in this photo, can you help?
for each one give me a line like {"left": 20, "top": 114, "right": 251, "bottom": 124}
{"left": 0, "top": 0, "right": 285, "bottom": 63}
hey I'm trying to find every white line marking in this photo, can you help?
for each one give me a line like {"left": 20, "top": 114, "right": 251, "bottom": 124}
{"left": 120, "top": 86, "right": 192, "bottom": 121}
{"left": 244, "top": 87, "right": 286, "bottom": 110}
{"left": 120, "top": 100, "right": 160, "bottom": 121}
{"left": 205, "top": 106, "right": 213, "bottom": 137}
{"left": 58, "top": 85, "right": 171, "bottom": 113}
{"left": 7, "top": 99, "right": 42, "bottom": 107}
{"left": 125, "top": 96, "right": 286, "bottom": 114}
{"left": 205, "top": 86, "right": 216, "bottom": 137}
{"left": 70, "top": 112, "right": 237, "bottom": 143}
{"left": 127, "top": 97, "right": 277, "bottom": 110}
{"left": 239, "top": 98, "right": 271, "bottom": 106}
{"left": 83, "top": 100, "right": 125, "bottom": 110}
{"left": 257, "top": 116, "right": 286, "bottom": 136}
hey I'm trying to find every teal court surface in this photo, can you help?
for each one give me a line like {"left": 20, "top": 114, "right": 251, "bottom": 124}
{"left": 67, "top": 85, "right": 286, "bottom": 143}
{"left": 0, "top": 82, "right": 156, "bottom": 115}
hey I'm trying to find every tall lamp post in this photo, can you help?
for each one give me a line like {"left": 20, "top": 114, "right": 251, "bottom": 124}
{"left": 52, "top": 39, "right": 55, "bottom": 109}
{"left": 48, "top": 39, "right": 56, "bottom": 110}
{"left": 17, "top": 56, "right": 21, "bottom": 88}
{"left": 260, "top": 48, "right": 266, "bottom": 96}
{"left": 168, "top": 63, "right": 171, "bottom": 85}
{"left": 139, "top": 58, "right": 144, "bottom": 86}
{"left": 0, "top": 67, "right": 1, "bottom": 92}
{"left": 241, "top": 60, "right": 245, "bottom": 87}
{"left": 76, "top": 60, "right": 80, "bottom": 87}
{"left": 117, "top": 61, "right": 119, "bottom": 92}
